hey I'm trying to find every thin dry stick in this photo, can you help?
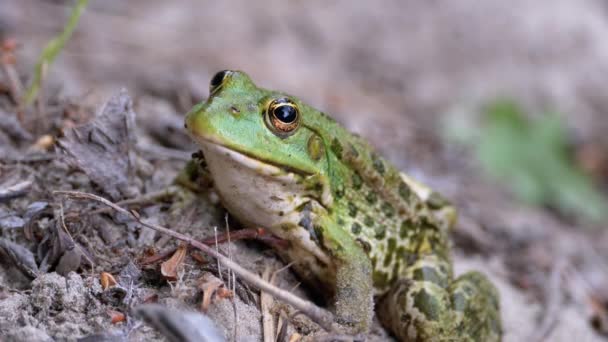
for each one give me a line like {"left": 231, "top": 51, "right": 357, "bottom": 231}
{"left": 86, "top": 186, "right": 179, "bottom": 216}
{"left": 261, "top": 267, "right": 276, "bottom": 342}
{"left": 58, "top": 202, "right": 95, "bottom": 268}
{"left": 225, "top": 214, "right": 238, "bottom": 342}
{"left": 53, "top": 190, "right": 336, "bottom": 332}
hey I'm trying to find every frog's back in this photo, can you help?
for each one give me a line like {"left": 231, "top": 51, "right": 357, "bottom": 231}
{"left": 300, "top": 108, "right": 452, "bottom": 293}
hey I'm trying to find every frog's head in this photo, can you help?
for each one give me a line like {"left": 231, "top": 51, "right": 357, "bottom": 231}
{"left": 185, "top": 70, "right": 333, "bottom": 226}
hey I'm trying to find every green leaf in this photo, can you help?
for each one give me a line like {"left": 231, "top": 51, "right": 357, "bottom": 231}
{"left": 22, "top": 0, "right": 89, "bottom": 107}
{"left": 474, "top": 100, "right": 608, "bottom": 223}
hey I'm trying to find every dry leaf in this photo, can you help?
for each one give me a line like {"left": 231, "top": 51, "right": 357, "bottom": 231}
{"left": 160, "top": 244, "right": 187, "bottom": 281}
{"left": 100, "top": 272, "right": 117, "bottom": 290}
{"left": 215, "top": 287, "right": 234, "bottom": 299}
{"left": 107, "top": 309, "right": 126, "bottom": 324}
{"left": 31, "top": 134, "right": 54, "bottom": 151}
{"left": 191, "top": 251, "right": 206, "bottom": 264}
{"left": 198, "top": 274, "right": 225, "bottom": 312}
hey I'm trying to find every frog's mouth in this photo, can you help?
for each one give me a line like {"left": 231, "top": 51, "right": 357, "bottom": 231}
{"left": 193, "top": 137, "right": 311, "bottom": 179}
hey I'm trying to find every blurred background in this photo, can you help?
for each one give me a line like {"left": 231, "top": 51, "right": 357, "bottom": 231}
{"left": 2, "top": 0, "right": 608, "bottom": 341}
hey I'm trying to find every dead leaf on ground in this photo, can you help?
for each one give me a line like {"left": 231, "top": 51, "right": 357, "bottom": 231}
{"left": 198, "top": 273, "right": 229, "bottom": 312}
{"left": 56, "top": 89, "right": 138, "bottom": 201}
{"left": 100, "top": 272, "right": 117, "bottom": 290}
{"left": 107, "top": 309, "right": 126, "bottom": 324}
{"left": 161, "top": 244, "right": 187, "bottom": 281}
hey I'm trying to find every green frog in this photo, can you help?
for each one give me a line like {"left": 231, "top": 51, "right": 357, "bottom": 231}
{"left": 184, "top": 70, "right": 501, "bottom": 341}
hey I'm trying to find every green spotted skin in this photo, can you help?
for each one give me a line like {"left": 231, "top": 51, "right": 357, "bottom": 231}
{"left": 185, "top": 70, "right": 502, "bottom": 341}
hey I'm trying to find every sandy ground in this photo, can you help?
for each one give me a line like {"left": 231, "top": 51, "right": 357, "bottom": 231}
{"left": 1, "top": 1, "right": 608, "bottom": 341}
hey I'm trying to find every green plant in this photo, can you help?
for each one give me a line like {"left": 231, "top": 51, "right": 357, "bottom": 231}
{"left": 22, "top": 0, "right": 89, "bottom": 107}
{"left": 450, "top": 100, "right": 608, "bottom": 223}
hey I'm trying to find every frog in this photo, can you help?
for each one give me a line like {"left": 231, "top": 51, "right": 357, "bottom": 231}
{"left": 184, "top": 70, "right": 502, "bottom": 341}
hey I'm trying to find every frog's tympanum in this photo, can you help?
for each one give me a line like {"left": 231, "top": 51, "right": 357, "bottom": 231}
{"left": 185, "top": 70, "right": 501, "bottom": 341}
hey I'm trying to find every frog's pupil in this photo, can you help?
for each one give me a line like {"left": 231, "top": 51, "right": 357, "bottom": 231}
{"left": 274, "top": 105, "right": 297, "bottom": 123}
{"left": 210, "top": 70, "right": 230, "bottom": 91}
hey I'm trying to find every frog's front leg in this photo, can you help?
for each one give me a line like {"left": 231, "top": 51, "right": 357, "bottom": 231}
{"left": 333, "top": 246, "right": 374, "bottom": 332}
{"left": 317, "top": 216, "right": 374, "bottom": 333}
{"left": 377, "top": 255, "right": 502, "bottom": 341}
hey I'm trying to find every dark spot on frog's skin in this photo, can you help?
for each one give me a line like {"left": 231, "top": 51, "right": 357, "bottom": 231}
{"left": 452, "top": 292, "right": 467, "bottom": 312}
{"left": 400, "top": 219, "right": 414, "bottom": 238}
{"left": 313, "top": 225, "right": 324, "bottom": 245}
{"left": 312, "top": 182, "right": 323, "bottom": 193}
{"left": 320, "top": 112, "right": 336, "bottom": 122}
{"left": 383, "top": 238, "right": 397, "bottom": 267}
{"left": 347, "top": 202, "right": 358, "bottom": 218}
{"left": 366, "top": 192, "right": 377, "bottom": 204}
{"left": 335, "top": 184, "right": 345, "bottom": 199}
{"left": 372, "top": 153, "right": 385, "bottom": 175}
{"left": 337, "top": 218, "right": 345, "bottom": 226}
{"left": 381, "top": 202, "right": 395, "bottom": 218}
{"left": 420, "top": 216, "right": 439, "bottom": 232}
{"left": 413, "top": 289, "right": 441, "bottom": 321}
{"left": 395, "top": 246, "right": 416, "bottom": 266}
{"left": 278, "top": 211, "right": 284, "bottom": 217}
{"left": 391, "top": 259, "right": 401, "bottom": 280}
{"left": 364, "top": 215, "right": 374, "bottom": 227}
{"left": 374, "top": 225, "right": 386, "bottom": 240}
{"left": 358, "top": 238, "right": 372, "bottom": 253}
{"left": 373, "top": 271, "right": 389, "bottom": 288}
{"left": 307, "top": 135, "right": 324, "bottom": 161}
{"left": 413, "top": 266, "right": 447, "bottom": 288}
{"left": 370, "top": 256, "right": 377, "bottom": 268}
{"left": 351, "top": 222, "right": 362, "bottom": 235}
{"left": 387, "top": 238, "right": 397, "bottom": 255}
{"left": 331, "top": 138, "right": 343, "bottom": 159}
{"left": 351, "top": 172, "right": 362, "bottom": 190}
{"left": 398, "top": 181, "right": 410, "bottom": 200}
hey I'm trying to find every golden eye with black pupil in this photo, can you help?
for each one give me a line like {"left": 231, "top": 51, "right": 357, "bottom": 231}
{"left": 209, "top": 70, "right": 233, "bottom": 95}
{"left": 265, "top": 98, "right": 300, "bottom": 136}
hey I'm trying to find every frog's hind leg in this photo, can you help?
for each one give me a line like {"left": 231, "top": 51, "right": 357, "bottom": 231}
{"left": 449, "top": 271, "right": 502, "bottom": 341}
{"left": 377, "top": 255, "right": 501, "bottom": 341}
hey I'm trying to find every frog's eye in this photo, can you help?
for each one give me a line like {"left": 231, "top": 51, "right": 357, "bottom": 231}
{"left": 265, "top": 98, "right": 300, "bottom": 136}
{"left": 209, "top": 70, "right": 233, "bottom": 95}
